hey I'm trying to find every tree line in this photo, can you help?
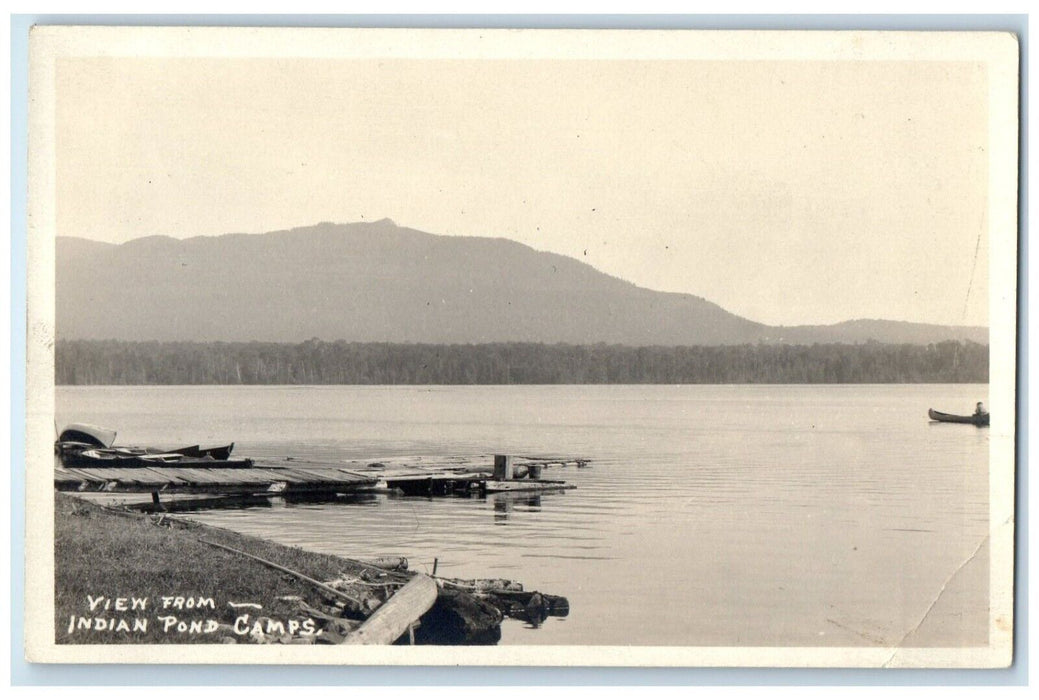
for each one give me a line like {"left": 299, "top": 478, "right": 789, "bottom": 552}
{"left": 54, "top": 339, "right": 989, "bottom": 385}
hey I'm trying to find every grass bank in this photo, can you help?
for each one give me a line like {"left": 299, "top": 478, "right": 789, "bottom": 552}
{"left": 54, "top": 492, "right": 405, "bottom": 644}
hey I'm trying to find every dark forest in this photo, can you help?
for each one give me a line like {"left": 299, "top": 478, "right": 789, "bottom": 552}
{"left": 56, "top": 339, "right": 989, "bottom": 385}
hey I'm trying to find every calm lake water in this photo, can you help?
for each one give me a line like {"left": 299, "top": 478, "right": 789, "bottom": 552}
{"left": 56, "top": 384, "right": 990, "bottom": 647}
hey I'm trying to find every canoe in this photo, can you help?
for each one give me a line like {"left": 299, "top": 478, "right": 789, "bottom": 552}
{"left": 928, "top": 408, "right": 989, "bottom": 426}
{"left": 58, "top": 447, "right": 254, "bottom": 469}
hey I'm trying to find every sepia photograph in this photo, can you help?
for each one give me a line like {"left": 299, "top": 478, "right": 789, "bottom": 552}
{"left": 23, "top": 26, "right": 1018, "bottom": 668}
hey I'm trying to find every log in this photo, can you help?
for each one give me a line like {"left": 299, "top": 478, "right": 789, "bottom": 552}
{"left": 342, "top": 574, "right": 439, "bottom": 645}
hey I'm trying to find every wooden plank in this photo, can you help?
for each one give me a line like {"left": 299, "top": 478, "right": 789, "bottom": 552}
{"left": 286, "top": 469, "right": 375, "bottom": 485}
{"left": 113, "top": 475, "right": 168, "bottom": 489}
{"left": 267, "top": 468, "right": 320, "bottom": 483}
{"left": 102, "top": 472, "right": 170, "bottom": 487}
{"left": 386, "top": 473, "right": 483, "bottom": 484}
{"left": 193, "top": 468, "right": 271, "bottom": 483}
{"left": 192, "top": 468, "right": 274, "bottom": 484}
{"left": 368, "top": 467, "right": 448, "bottom": 479}
{"left": 64, "top": 467, "right": 140, "bottom": 481}
{"left": 336, "top": 468, "right": 383, "bottom": 480}
{"left": 300, "top": 469, "right": 367, "bottom": 482}
{"left": 129, "top": 467, "right": 184, "bottom": 484}
{"left": 161, "top": 468, "right": 225, "bottom": 485}
{"left": 482, "top": 480, "right": 575, "bottom": 493}
{"left": 233, "top": 468, "right": 293, "bottom": 482}
{"left": 279, "top": 467, "right": 347, "bottom": 482}
{"left": 342, "top": 574, "right": 439, "bottom": 645}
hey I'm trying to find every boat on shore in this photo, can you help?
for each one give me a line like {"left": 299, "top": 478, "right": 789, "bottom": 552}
{"left": 928, "top": 408, "right": 990, "bottom": 427}
{"left": 57, "top": 446, "right": 252, "bottom": 469}
{"left": 55, "top": 424, "right": 249, "bottom": 468}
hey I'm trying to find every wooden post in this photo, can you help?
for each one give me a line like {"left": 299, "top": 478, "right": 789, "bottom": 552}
{"left": 342, "top": 574, "right": 439, "bottom": 645}
{"left": 493, "top": 455, "right": 513, "bottom": 481}
{"left": 151, "top": 492, "right": 161, "bottom": 506}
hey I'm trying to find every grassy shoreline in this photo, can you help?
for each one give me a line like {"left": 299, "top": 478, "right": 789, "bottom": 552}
{"left": 55, "top": 492, "right": 415, "bottom": 645}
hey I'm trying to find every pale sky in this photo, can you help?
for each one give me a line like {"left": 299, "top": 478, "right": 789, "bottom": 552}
{"left": 55, "top": 56, "right": 990, "bottom": 327}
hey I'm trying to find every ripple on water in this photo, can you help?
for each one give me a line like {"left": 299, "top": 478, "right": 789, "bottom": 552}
{"left": 61, "top": 383, "right": 990, "bottom": 647}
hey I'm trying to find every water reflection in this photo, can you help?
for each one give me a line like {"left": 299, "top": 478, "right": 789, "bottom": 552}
{"left": 492, "top": 494, "right": 543, "bottom": 524}
{"left": 506, "top": 593, "right": 570, "bottom": 628}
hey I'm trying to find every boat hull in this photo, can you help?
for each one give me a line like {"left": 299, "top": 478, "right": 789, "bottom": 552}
{"left": 928, "top": 408, "right": 989, "bottom": 426}
{"left": 57, "top": 423, "right": 117, "bottom": 448}
{"left": 169, "top": 443, "right": 235, "bottom": 460}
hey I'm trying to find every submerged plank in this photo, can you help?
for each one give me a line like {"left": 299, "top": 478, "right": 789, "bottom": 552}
{"left": 482, "top": 480, "right": 575, "bottom": 493}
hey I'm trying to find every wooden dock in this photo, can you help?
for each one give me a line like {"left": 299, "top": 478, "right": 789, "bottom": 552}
{"left": 54, "top": 463, "right": 378, "bottom": 496}
{"left": 54, "top": 453, "right": 584, "bottom": 503}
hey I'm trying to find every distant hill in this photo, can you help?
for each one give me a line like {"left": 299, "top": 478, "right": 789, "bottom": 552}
{"left": 56, "top": 220, "right": 988, "bottom": 346}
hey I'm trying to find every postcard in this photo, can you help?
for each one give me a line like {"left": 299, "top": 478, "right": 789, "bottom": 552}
{"left": 25, "top": 26, "right": 1018, "bottom": 667}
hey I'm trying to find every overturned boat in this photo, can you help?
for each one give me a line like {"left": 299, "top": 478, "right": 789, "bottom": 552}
{"left": 57, "top": 423, "right": 117, "bottom": 449}
{"left": 55, "top": 423, "right": 251, "bottom": 468}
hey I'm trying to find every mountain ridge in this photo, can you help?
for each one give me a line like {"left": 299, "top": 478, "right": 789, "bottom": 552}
{"left": 56, "top": 220, "right": 987, "bottom": 346}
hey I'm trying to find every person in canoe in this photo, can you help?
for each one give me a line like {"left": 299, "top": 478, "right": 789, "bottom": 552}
{"left": 974, "top": 402, "right": 988, "bottom": 418}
